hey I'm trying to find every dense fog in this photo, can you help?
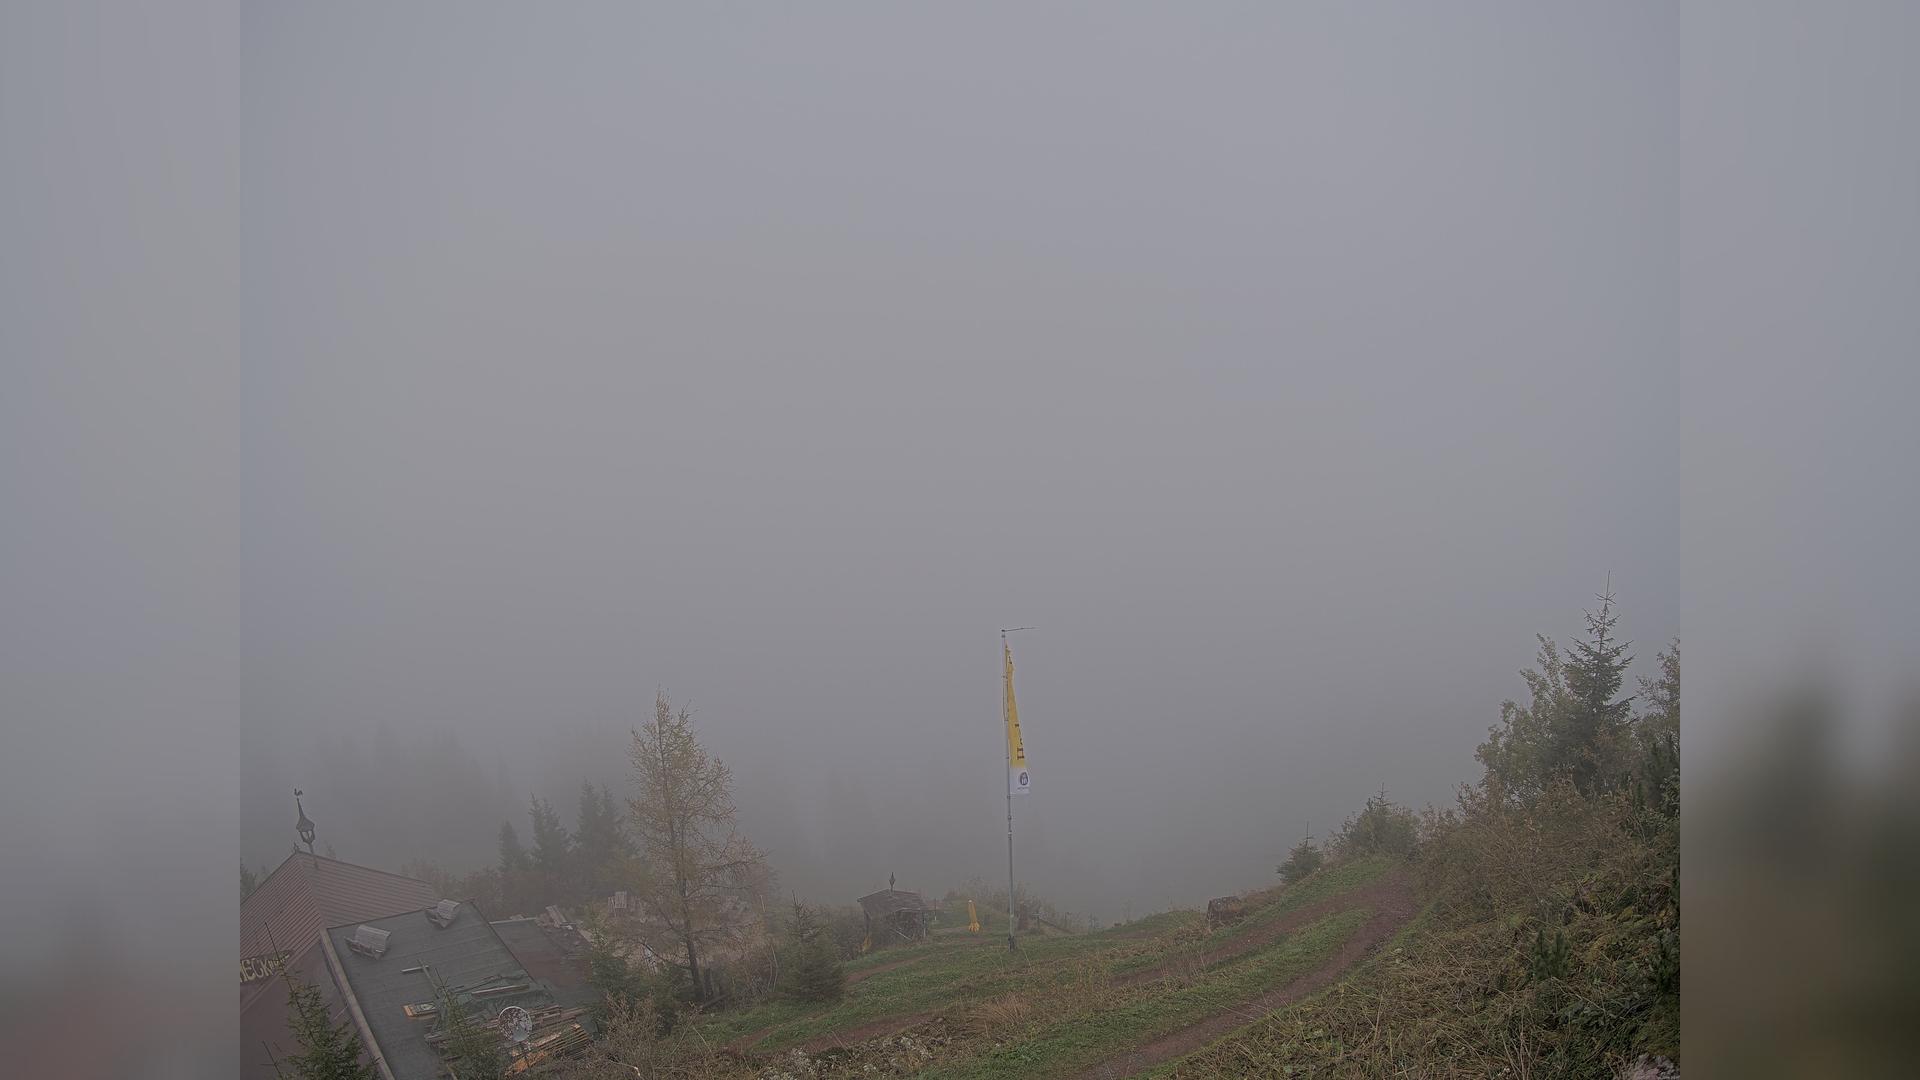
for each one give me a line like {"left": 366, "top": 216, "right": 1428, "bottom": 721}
{"left": 240, "top": 3, "right": 1677, "bottom": 921}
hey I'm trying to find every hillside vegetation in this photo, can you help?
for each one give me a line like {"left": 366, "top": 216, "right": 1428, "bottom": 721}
{"left": 552, "top": 597, "right": 1678, "bottom": 1079}
{"left": 560, "top": 857, "right": 1409, "bottom": 1079}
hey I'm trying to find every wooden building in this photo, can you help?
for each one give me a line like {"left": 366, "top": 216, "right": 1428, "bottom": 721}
{"left": 857, "top": 888, "right": 934, "bottom": 947}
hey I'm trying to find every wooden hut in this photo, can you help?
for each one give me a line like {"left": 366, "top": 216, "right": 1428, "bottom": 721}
{"left": 857, "top": 889, "right": 933, "bottom": 947}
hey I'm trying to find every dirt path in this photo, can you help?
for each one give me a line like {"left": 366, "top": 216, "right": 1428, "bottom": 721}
{"left": 1074, "top": 873, "right": 1418, "bottom": 1079}
{"left": 845, "top": 954, "right": 924, "bottom": 986}
{"left": 1116, "top": 871, "right": 1413, "bottom": 988}
{"left": 723, "top": 1025, "right": 776, "bottom": 1053}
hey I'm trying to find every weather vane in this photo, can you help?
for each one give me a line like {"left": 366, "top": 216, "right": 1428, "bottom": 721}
{"left": 294, "top": 788, "right": 316, "bottom": 855}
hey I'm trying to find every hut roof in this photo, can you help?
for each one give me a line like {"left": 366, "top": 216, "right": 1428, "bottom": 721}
{"left": 857, "top": 889, "right": 929, "bottom": 917}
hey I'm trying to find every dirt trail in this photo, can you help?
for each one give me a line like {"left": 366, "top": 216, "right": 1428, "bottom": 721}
{"left": 1075, "top": 872, "right": 1418, "bottom": 1079}
{"left": 846, "top": 954, "right": 924, "bottom": 986}
{"left": 723, "top": 1025, "right": 775, "bottom": 1054}
{"left": 1116, "top": 871, "right": 1413, "bottom": 988}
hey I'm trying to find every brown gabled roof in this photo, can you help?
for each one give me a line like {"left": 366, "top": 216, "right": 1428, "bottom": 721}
{"left": 242, "top": 852, "right": 439, "bottom": 963}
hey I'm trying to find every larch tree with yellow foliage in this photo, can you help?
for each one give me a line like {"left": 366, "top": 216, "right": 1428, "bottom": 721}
{"left": 621, "top": 691, "right": 770, "bottom": 1001}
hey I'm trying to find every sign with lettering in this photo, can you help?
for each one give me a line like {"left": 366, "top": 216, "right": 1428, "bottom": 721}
{"left": 240, "top": 951, "right": 289, "bottom": 984}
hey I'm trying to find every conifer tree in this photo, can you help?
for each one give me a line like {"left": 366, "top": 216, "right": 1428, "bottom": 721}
{"left": 572, "top": 781, "right": 629, "bottom": 901}
{"left": 781, "top": 901, "right": 845, "bottom": 1003}
{"left": 1558, "top": 585, "right": 1634, "bottom": 794}
{"left": 1277, "top": 837, "right": 1324, "bottom": 884}
{"left": 1478, "top": 584, "right": 1642, "bottom": 802}
{"left": 497, "top": 820, "right": 533, "bottom": 915}
{"left": 280, "top": 973, "right": 375, "bottom": 1080}
{"left": 528, "top": 795, "right": 573, "bottom": 904}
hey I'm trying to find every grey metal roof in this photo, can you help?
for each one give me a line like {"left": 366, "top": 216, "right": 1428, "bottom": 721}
{"left": 325, "top": 905, "right": 556, "bottom": 1080}
{"left": 490, "top": 919, "right": 598, "bottom": 1008}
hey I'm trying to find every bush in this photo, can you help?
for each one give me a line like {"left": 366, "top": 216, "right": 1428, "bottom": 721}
{"left": 817, "top": 903, "right": 868, "bottom": 959}
{"left": 1276, "top": 838, "right": 1324, "bottom": 884}
{"left": 579, "top": 911, "right": 688, "bottom": 1033}
{"left": 435, "top": 991, "right": 505, "bottom": 1080}
{"left": 552, "top": 996, "right": 730, "bottom": 1080}
{"left": 705, "top": 936, "right": 780, "bottom": 1006}
{"left": 1334, "top": 790, "right": 1420, "bottom": 859}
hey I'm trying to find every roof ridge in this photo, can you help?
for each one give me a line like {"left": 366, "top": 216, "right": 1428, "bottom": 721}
{"left": 246, "top": 849, "right": 315, "bottom": 901}
{"left": 306, "top": 852, "right": 438, "bottom": 889}
{"left": 322, "top": 896, "right": 490, "bottom": 933}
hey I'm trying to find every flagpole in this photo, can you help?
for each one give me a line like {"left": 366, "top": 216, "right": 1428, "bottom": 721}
{"left": 1003, "top": 629, "right": 1016, "bottom": 952}
{"left": 1001, "top": 626, "right": 1033, "bottom": 952}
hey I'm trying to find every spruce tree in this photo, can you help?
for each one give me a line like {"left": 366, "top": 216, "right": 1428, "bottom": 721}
{"left": 528, "top": 795, "right": 573, "bottom": 905}
{"left": 496, "top": 820, "right": 532, "bottom": 915}
{"left": 281, "top": 973, "right": 376, "bottom": 1080}
{"left": 1277, "top": 837, "right": 1324, "bottom": 884}
{"left": 1558, "top": 585, "right": 1634, "bottom": 794}
{"left": 572, "top": 782, "right": 629, "bottom": 901}
{"left": 782, "top": 901, "right": 845, "bottom": 1003}
{"left": 1477, "top": 584, "right": 1643, "bottom": 803}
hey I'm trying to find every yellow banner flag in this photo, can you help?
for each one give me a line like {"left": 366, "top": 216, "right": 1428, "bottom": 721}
{"left": 1006, "top": 641, "right": 1031, "bottom": 795}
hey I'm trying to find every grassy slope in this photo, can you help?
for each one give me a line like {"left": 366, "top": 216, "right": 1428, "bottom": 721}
{"left": 922, "top": 908, "right": 1370, "bottom": 1080}
{"left": 1109, "top": 857, "right": 1396, "bottom": 978}
{"left": 701, "top": 927, "right": 1138, "bottom": 1050}
{"left": 1151, "top": 795, "right": 1680, "bottom": 1078}
{"left": 694, "top": 856, "right": 1400, "bottom": 1073}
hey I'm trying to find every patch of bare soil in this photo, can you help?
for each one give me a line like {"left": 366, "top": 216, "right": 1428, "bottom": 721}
{"left": 1075, "top": 872, "right": 1419, "bottom": 1079}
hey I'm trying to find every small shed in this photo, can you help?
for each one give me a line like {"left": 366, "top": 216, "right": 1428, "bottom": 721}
{"left": 857, "top": 889, "right": 933, "bottom": 947}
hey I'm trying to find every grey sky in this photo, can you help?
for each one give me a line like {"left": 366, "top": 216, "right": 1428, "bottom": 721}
{"left": 242, "top": 3, "right": 1676, "bottom": 917}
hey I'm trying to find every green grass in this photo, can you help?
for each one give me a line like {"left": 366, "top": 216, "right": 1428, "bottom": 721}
{"left": 693, "top": 856, "right": 1399, "bottom": 1071}
{"left": 919, "top": 908, "right": 1370, "bottom": 1080}
{"left": 1138, "top": 911, "right": 1431, "bottom": 1079}
{"left": 699, "top": 927, "right": 1152, "bottom": 1050}
{"left": 1110, "top": 855, "right": 1397, "bottom": 978}
{"left": 1091, "top": 908, "right": 1203, "bottom": 939}
{"left": 1149, "top": 794, "right": 1680, "bottom": 1078}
